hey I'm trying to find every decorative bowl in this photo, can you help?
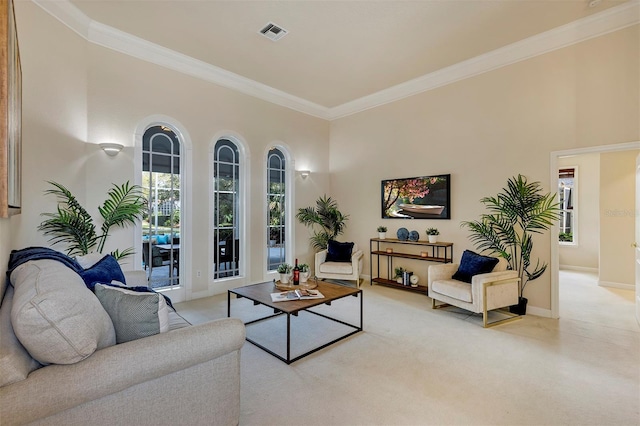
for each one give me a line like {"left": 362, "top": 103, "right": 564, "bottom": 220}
{"left": 396, "top": 227, "right": 409, "bottom": 241}
{"left": 408, "top": 230, "right": 419, "bottom": 241}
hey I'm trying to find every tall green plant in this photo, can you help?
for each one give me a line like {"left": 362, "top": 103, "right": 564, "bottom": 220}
{"left": 460, "top": 175, "right": 561, "bottom": 297}
{"left": 38, "top": 181, "right": 146, "bottom": 260}
{"left": 296, "top": 195, "right": 349, "bottom": 250}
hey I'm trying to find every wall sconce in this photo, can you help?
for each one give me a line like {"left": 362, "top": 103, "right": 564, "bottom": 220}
{"left": 99, "top": 143, "right": 124, "bottom": 157}
{"left": 300, "top": 170, "right": 310, "bottom": 179}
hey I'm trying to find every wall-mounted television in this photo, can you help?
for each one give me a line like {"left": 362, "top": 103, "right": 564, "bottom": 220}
{"left": 381, "top": 174, "right": 450, "bottom": 219}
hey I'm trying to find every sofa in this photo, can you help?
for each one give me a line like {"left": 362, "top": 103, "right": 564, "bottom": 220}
{"left": 0, "top": 249, "right": 245, "bottom": 425}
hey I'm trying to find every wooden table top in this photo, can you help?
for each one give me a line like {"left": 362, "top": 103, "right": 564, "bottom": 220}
{"left": 229, "top": 280, "right": 361, "bottom": 314}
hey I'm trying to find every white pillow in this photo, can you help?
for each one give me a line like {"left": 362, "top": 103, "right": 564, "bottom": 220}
{"left": 94, "top": 284, "right": 169, "bottom": 344}
{"left": 10, "top": 260, "right": 116, "bottom": 365}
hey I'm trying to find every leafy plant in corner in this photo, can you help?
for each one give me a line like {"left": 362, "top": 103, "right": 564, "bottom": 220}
{"left": 296, "top": 195, "right": 349, "bottom": 250}
{"left": 460, "top": 174, "right": 561, "bottom": 299}
{"left": 38, "top": 181, "right": 146, "bottom": 261}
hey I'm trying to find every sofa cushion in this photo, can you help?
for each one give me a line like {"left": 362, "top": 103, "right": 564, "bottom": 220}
{"left": 95, "top": 284, "right": 169, "bottom": 343}
{"left": 326, "top": 240, "right": 354, "bottom": 262}
{"left": 79, "top": 255, "right": 126, "bottom": 290}
{"left": 452, "top": 250, "right": 499, "bottom": 283}
{"left": 319, "top": 261, "right": 354, "bottom": 275}
{"left": 10, "top": 260, "right": 116, "bottom": 365}
{"left": 431, "top": 279, "right": 473, "bottom": 303}
{"left": 0, "top": 286, "right": 41, "bottom": 386}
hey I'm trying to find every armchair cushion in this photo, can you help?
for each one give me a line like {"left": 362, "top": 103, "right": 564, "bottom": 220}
{"left": 452, "top": 250, "right": 499, "bottom": 283}
{"left": 326, "top": 240, "right": 354, "bottom": 262}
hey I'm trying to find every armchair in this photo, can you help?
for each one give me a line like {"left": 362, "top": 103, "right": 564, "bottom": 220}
{"left": 428, "top": 257, "right": 521, "bottom": 327}
{"left": 315, "top": 243, "right": 364, "bottom": 287}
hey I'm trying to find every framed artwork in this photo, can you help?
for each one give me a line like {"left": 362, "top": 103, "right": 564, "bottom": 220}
{"left": 381, "top": 174, "right": 450, "bottom": 219}
{"left": 0, "top": 0, "right": 21, "bottom": 217}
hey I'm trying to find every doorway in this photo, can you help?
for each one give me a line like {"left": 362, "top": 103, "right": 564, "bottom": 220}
{"left": 550, "top": 141, "right": 640, "bottom": 320}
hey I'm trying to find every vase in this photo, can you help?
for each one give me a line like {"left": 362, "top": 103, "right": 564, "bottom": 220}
{"left": 378, "top": 232, "right": 386, "bottom": 239}
{"left": 428, "top": 235, "right": 438, "bottom": 243}
{"left": 300, "top": 271, "right": 310, "bottom": 283}
{"left": 280, "top": 273, "right": 291, "bottom": 284}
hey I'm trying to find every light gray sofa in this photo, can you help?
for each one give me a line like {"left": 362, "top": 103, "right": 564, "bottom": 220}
{"left": 0, "top": 258, "right": 245, "bottom": 425}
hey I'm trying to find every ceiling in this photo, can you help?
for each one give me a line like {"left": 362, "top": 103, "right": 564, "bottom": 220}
{"left": 56, "top": 0, "right": 633, "bottom": 114}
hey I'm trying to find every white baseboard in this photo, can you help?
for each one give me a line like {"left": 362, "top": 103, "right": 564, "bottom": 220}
{"left": 559, "top": 265, "right": 599, "bottom": 273}
{"left": 598, "top": 280, "right": 635, "bottom": 291}
{"left": 526, "top": 305, "right": 553, "bottom": 318}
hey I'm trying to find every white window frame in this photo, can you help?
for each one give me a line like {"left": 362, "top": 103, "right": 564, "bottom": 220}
{"left": 558, "top": 166, "right": 578, "bottom": 246}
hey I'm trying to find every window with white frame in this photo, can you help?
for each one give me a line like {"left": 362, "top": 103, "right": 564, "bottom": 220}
{"left": 558, "top": 167, "right": 575, "bottom": 244}
{"left": 142, "top": 125, "right": 181, "bottom": 288}
{"left": 213, "top": 139, "right": 241, "bottom": 279}
{"left": 267, "top": 148, "right": 286, "bottom": 271}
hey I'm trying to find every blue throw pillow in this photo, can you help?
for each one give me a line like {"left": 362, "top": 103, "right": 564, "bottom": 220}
{"left": 326, "top": 240, "right": 354, "bottom": 263}
{"left": 80, "top": 255, "right": 126, "bottom": 290}
{"left": 452, "top": 250, "right": 499, "bottom": 283}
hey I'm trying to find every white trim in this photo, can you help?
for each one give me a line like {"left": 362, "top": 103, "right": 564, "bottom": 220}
{"left": 559, "top": 265, "right": 599, "bottom": 274}
{"left": 133, "top": 115, "right": 193, "bottom": 303}
{"left": 550, "top": 141, "right": 640, "bottom": 319}
{"left": 558, "top": 164, "right": 579, "bottom": 246}
{"left": 33, "top": 0, "right": 640, "bottom": 121}
{"left": 598, "top": 280, "right": 635, "bottom": 291}
{"left": 209, "top": 133, "right": 250, "bottom": 292}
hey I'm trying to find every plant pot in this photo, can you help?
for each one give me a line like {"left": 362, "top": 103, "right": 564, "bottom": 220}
{"left": 378, "top": 232, "right": 386, "bottom": 239}
{"left": 509, "top": 297, "right": 528, "bottom": 315}
{"left": 428, "top": 235, "right": 438, "bottom": 243}
{"left": 300, "top": 271, "right": 310, "bottom": 283}
{"left": 280, "top": 273, "right": 291, "bottom": 284}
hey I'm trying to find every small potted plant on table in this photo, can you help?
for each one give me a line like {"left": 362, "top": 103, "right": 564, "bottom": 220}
{"left": 377, "top": 226, "right": 387, "bottom": 239}
{"left": 299, "top": 263, "right": 310, "bottom": 283}
{"left": 426, "top": 228, "right": 440, "bottom": 243}
{"left": 277, "top": 263, "right": 292, "bottom": 283}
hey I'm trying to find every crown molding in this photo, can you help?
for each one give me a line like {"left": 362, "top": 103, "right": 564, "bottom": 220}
{"left": 33, "top": 0, "right": 639, "bottom": 121}
{"left": 328, "top": 0, "right": 640, "bottom": 119}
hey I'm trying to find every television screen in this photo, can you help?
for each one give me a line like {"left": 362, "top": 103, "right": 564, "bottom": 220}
{"left": 381, "top": 174, "right": 450, "bottom": 219}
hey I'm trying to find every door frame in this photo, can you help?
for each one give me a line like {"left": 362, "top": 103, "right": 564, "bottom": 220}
{"left": 550, "top": 141, "right": 640, "bottom": 319}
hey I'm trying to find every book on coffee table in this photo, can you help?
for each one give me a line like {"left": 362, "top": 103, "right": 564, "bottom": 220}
{"left": 270, "top": 289, "right": 325, "bottom": 302}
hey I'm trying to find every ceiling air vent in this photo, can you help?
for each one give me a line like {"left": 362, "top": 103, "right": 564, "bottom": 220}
{"left": 259, "top": 22, "right": 288, "bottom": 41}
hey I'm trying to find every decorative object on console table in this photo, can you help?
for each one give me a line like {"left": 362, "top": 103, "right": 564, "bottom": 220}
{"left": 396, "top": 227, "right": 409, "bottom": 241}
{"left": 377, "top": 225, "right": 387, "bottom": 239}
{"left": 408, "top": 230, "right": 419, "bottom": 241}
{"left": 461, "top": 174, "right": 561, "bottom": 315}
{"left": 394, "top": 266, "right": 405, "bottom": 284}
{"left": 0, "top": 0, "right": 21, "bottom": 218}
{"left": 426, "top": 228, "right": 440, "bottom": 243}
{"left": 410, "top": 274, "right": 419, "bottom": 287}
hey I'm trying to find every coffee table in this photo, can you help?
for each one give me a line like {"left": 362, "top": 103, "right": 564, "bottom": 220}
{"left": 228, "top": 280, "right": 363, "bottom": 364}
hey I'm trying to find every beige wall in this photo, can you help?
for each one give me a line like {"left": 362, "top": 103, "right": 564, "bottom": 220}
{"left": 599, "top": 150, "right": 638, "bottom": 288}
{"left": 7, "top": 3, "right": 331, "bottom": 298}
{"left": 558, "top": 153, "right": 600, "bottom": 270}
{"left": 330, "top": 25, "right": 639, "bottom": 313}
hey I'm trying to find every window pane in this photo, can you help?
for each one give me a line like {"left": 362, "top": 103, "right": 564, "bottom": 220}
{"left": 267, "top": 148, "right": 286, "bottom": 271}
{"left": 214, "top": 139, "right": 240, "bottom": 279}
{"left": 558, "top": 168, "right": 575, "bottom": 243}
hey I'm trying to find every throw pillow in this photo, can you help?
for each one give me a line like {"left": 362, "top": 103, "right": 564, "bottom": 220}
{"left": 452, "top": 250, "right": 500, "bottom": 283}
{"left": 94, "top": 284, "right": 169, "bottom": 344}
{"left": 326, "top": 240, "right": 354, "bottom": 262}
{"left": 80, "top": 255, "right": 126, "bottom": 290}
{"left": 10, "top": 260, "right": 116, "bottom": 365}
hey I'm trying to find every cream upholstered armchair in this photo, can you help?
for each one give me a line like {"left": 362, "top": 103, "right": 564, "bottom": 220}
{"left": 315, "top": 241, "right": 364, "bottom": 287}
{"left": 428, "top": 251, "right": 521, "bottom": 327}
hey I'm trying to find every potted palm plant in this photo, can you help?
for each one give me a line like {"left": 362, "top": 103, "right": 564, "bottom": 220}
{"left": 461, "top": 175, "right": 561, "bottom": 314}
{"left": 296, "top": 195, "right": 349, "bottom": 250}
{"left": 38, "top": 181, "right": 146, "bottom": 261}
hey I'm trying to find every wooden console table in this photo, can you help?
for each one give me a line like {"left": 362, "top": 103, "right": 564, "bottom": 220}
{"left": 369, "top": 238, "right": 453, "bottom": 294}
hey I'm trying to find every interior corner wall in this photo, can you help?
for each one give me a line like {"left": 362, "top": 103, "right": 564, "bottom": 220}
{"left": 558, "top": 153, "right": 600, "bottom": 270}
{"left": 329, "top": 25, "right": 639, "bottom": 313}
{"left": 599, "top": 149, "right": 638, "bottom": 288}
{"left": 11, "top": 2, "right": 331, "bottom": 297}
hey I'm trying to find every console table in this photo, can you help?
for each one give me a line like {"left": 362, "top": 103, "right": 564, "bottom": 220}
{"left": 369, "top": 238, "right": 453, "bottom": 294}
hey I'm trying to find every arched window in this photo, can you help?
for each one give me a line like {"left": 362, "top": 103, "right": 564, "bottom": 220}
{"left": 267, "top": 148, "right": 286, "bottom": 271}
{"left": 213, "top": 139, "right": 240, "bottom": 279}
{"left": 142, "top": 125, "right": 181, "bottom": 289}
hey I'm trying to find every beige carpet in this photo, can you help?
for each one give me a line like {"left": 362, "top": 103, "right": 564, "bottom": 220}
{"left": 175, "top": 272, "right": 639, "bottom": 425}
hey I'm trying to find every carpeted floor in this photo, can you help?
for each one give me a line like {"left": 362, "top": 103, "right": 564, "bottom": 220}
{"left": 175, "top": 271, "right": 639, "bottom": 425}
